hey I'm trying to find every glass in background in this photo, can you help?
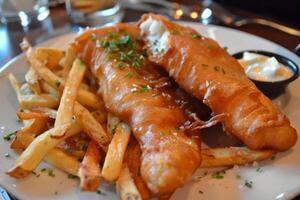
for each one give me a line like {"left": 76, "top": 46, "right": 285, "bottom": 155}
{"left": 65, "top": 0, "right": 124, "bottom": 27}
{"left": 0, "top": 0, "right": 50, "bottom": 26}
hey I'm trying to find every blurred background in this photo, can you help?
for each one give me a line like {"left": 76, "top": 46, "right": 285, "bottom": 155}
{"left": 0, "top": 0, "right": 299, "bottom": 67}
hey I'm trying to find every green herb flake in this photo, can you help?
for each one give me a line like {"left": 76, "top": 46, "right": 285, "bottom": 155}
{"left": 171, "top": 29, "right": 179, "bottom": 35}
{"left": 192, "top": 34, "right": 202, "bottom": 39}
{"left": 211, "top": 171, "right": 225, "bottom": 179}
{"left": 208, "top": 45, "right": 214, "bottom": 49}
{"left": 108, "top": 32, "right": 119, "bottom": 39}
{"left": 140, "top": 85, "right": 151, "bottom": 92}
{"left": 271, "top": 155, "right": 276, "bottom": 160}
{"left": 31, "top": 171, "right": 37, "bottom": 175}
{"left": 236, "top": 175, "right": 241, "bottom": 179}
{"left": 244, "top": 180, "right": 253, "bottom": 188}
{"left": 96, "top": 190, "right": 105, "bottom": 195}
{"left": 90, "top": 33, "right": 97, "bottom": 42}
{"left": 68, "top": 174, "right": 77, "bottom": 179}
{"left": 41, "top": 168, "right": 47, "bottom": 172}
{"left": 256, "top": 167, "right": 263, "bottom": 173}
{"left": 111, "top": 127, "right": 116, "bottom": 135}
{"left": 124, "top": 72, "right": 134, "bottom": 78}
{"left": 4, "top": 153, "right": 10, "bottom": 157}
{"left": 55, "top": 80, "right": 61, "bottom": 87}
{"left": 3, "top": 131, "right": 16, "bottom": 141}
{"left": 48, "top": 169, "right": 55, "bottom": 177}
{"left": 116, "top": 62, "right": 124, "bottom": 69}
{"left": 160, "top": 131, "right": 165, "bottom": 136}
{"left": 223, "top": 46, "right": 228, "bottom": 51}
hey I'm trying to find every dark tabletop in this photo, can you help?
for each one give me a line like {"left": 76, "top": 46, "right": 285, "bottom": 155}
{"left": 0, "top": 3, "right": 300, "bottom": 200}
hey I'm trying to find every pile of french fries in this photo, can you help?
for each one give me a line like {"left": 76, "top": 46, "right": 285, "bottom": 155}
{"left": 5, "top": 38, "right": 275, "bottom": 199}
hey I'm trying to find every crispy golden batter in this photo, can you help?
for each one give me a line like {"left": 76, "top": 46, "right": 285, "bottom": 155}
{"left": 72, "top": 24, "right": 201, "bottom": 195}
{"left": 139, "top": 14, "right": 297, "bottom": 151}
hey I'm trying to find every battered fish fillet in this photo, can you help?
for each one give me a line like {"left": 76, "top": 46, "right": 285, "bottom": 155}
{"left": 72, "top": 23, "right": 201, "bottom": 195}
{"left": 138, "top": 14, "right": 297, "bottom": 151}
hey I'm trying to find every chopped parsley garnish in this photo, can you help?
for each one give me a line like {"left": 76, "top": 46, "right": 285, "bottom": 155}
{"left": 48, "top": 169, "right": 55, "bottom": 177}
{"left": 4, "top": 153, "right": 10, "bottom": 157}
{"left": 111, "top": 127, "right": 116, "bottom": 135}
{"left": 76, "top": 143, "right": 88, "bottom": 151}
{"left": 171, "top": 29, "right": 179, "bottom": 35}
{"left": 31, "top": 171, "right": 37, "bottom": 175}
{"left": 3, "top": 131, "right": 16, "bottom": 141}
{"left": 55, "top": 80, "right": 61, "bottom": 87}
{"left": 223, "top": 46, "right": 228, "bottom": 51}
{"left": 211, "top": 170, "right": 225, "bottom": 179}
{"left": 271, "top": 155, "right": 276, "bottom": 160}
{"left": 208, "top": 45, "right": 214, "bottom": 49}
{"left": 191, "top": 34, "right": 202, "bottom": 39}
{"left": 244, "top": 180, "right": 253, "bottom": 188}
{"left": 41, "top": 168, "right": 47, "bottom": 172}
{"left": 160, "top": 131, "right": 165, "bottom": 136}
{"left": 116, "top": 62, "right": 124, "bottom": 68}
{"left": 98, "top": 33, "right": 146, "bottom": 69}
{"left": 236, "top": 175, "right": 241, "bottom": 179}
{"left": 124, "top": 72, "right": 135, "bottom": 78}
{"left": 256, "top": 167, "right": 263, "bottom": 173}
{"left": 96, "top": 190, "right": 105, "bottom": 195}
{"left": 68, "top": 174, "right": 77, "bottom": 179}
{"left": 90, "top": 33, "right": 97, "bottom": 42}
{"left": 131, "top": 85, "right": 151, "bottom": 93}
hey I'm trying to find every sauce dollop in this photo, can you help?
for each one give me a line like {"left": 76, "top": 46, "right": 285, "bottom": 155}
{"left": 238, "top": 52, "right": 293, "bottom": 82}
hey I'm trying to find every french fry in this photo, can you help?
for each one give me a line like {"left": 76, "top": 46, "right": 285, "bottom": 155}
{"left": 126, "top": 137, "right": 151, "bottom": 200}
{"left": 40, "top": 80, "right": 60, "bottom": 97}
{"left": 11, "top": 118, "right": 48, "bottom": 149}
{"left": 78, "top": 141, "right": 102, "bottom": 191}
{"left": 63, "top": 45, "right": 76, "bottom": 78}
{"left": 52, "top": 58, "right": 86, "bottom": 138}
{"left": 35, "top": 47, "right": 64, "bottom": 69}
{"left": 92, "top": 109, "right": 107, "bottom": 124}
{"left": 31, "top": 107, "right": 57, "bottom": 119}
{"left": 16, "top": 111, "right": 48, "bottom": 120}
{"left": 8, "top": 73, "right": 59, "bottom": 109}
{"left": 116, "top": 163, "right": 142, "bottom": 200}
{"left": 200, "top": 147, "right": 275, "bottom": 168}
{"left": 102, "top": 122, "right": 131, "bottom": 182}
{"left": 107, "top": 113, "right": 120, "bottom": 136}
{"left": 25, "top": 67, "right": 42, "bottom": 94}
{"left": 74, "top": 102, "right": 110, "bottom": 151}
{"left": 9, "top": 118, "right": 80, "bottom": 177}
{"left": 26, "top": 48, "right": 103, "bottom": 110}
{"left": 19, "top": 94, "right": 59, "bottom": 109}
{"left": 7, "top": 121, "right": 82, "bottom": 178}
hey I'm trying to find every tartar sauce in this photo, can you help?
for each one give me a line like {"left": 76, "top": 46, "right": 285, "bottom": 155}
{"left": 238, "top": 52, "right": 293, "bottom": 82}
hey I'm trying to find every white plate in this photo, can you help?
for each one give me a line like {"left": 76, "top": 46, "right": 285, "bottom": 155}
{"left": 0, "top": 22, "right": 300, "bottom": 200}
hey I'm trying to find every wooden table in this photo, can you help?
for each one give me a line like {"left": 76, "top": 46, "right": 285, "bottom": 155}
{"left": 0, "top": 4, "right": 300, "bottom": 200}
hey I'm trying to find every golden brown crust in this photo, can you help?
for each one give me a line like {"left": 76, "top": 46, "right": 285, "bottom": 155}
{"left": 73, "top": 23, "right": 202, "bottom": 195}
{"left": 139, "top": 14, "right": 297, "bottom": 151}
